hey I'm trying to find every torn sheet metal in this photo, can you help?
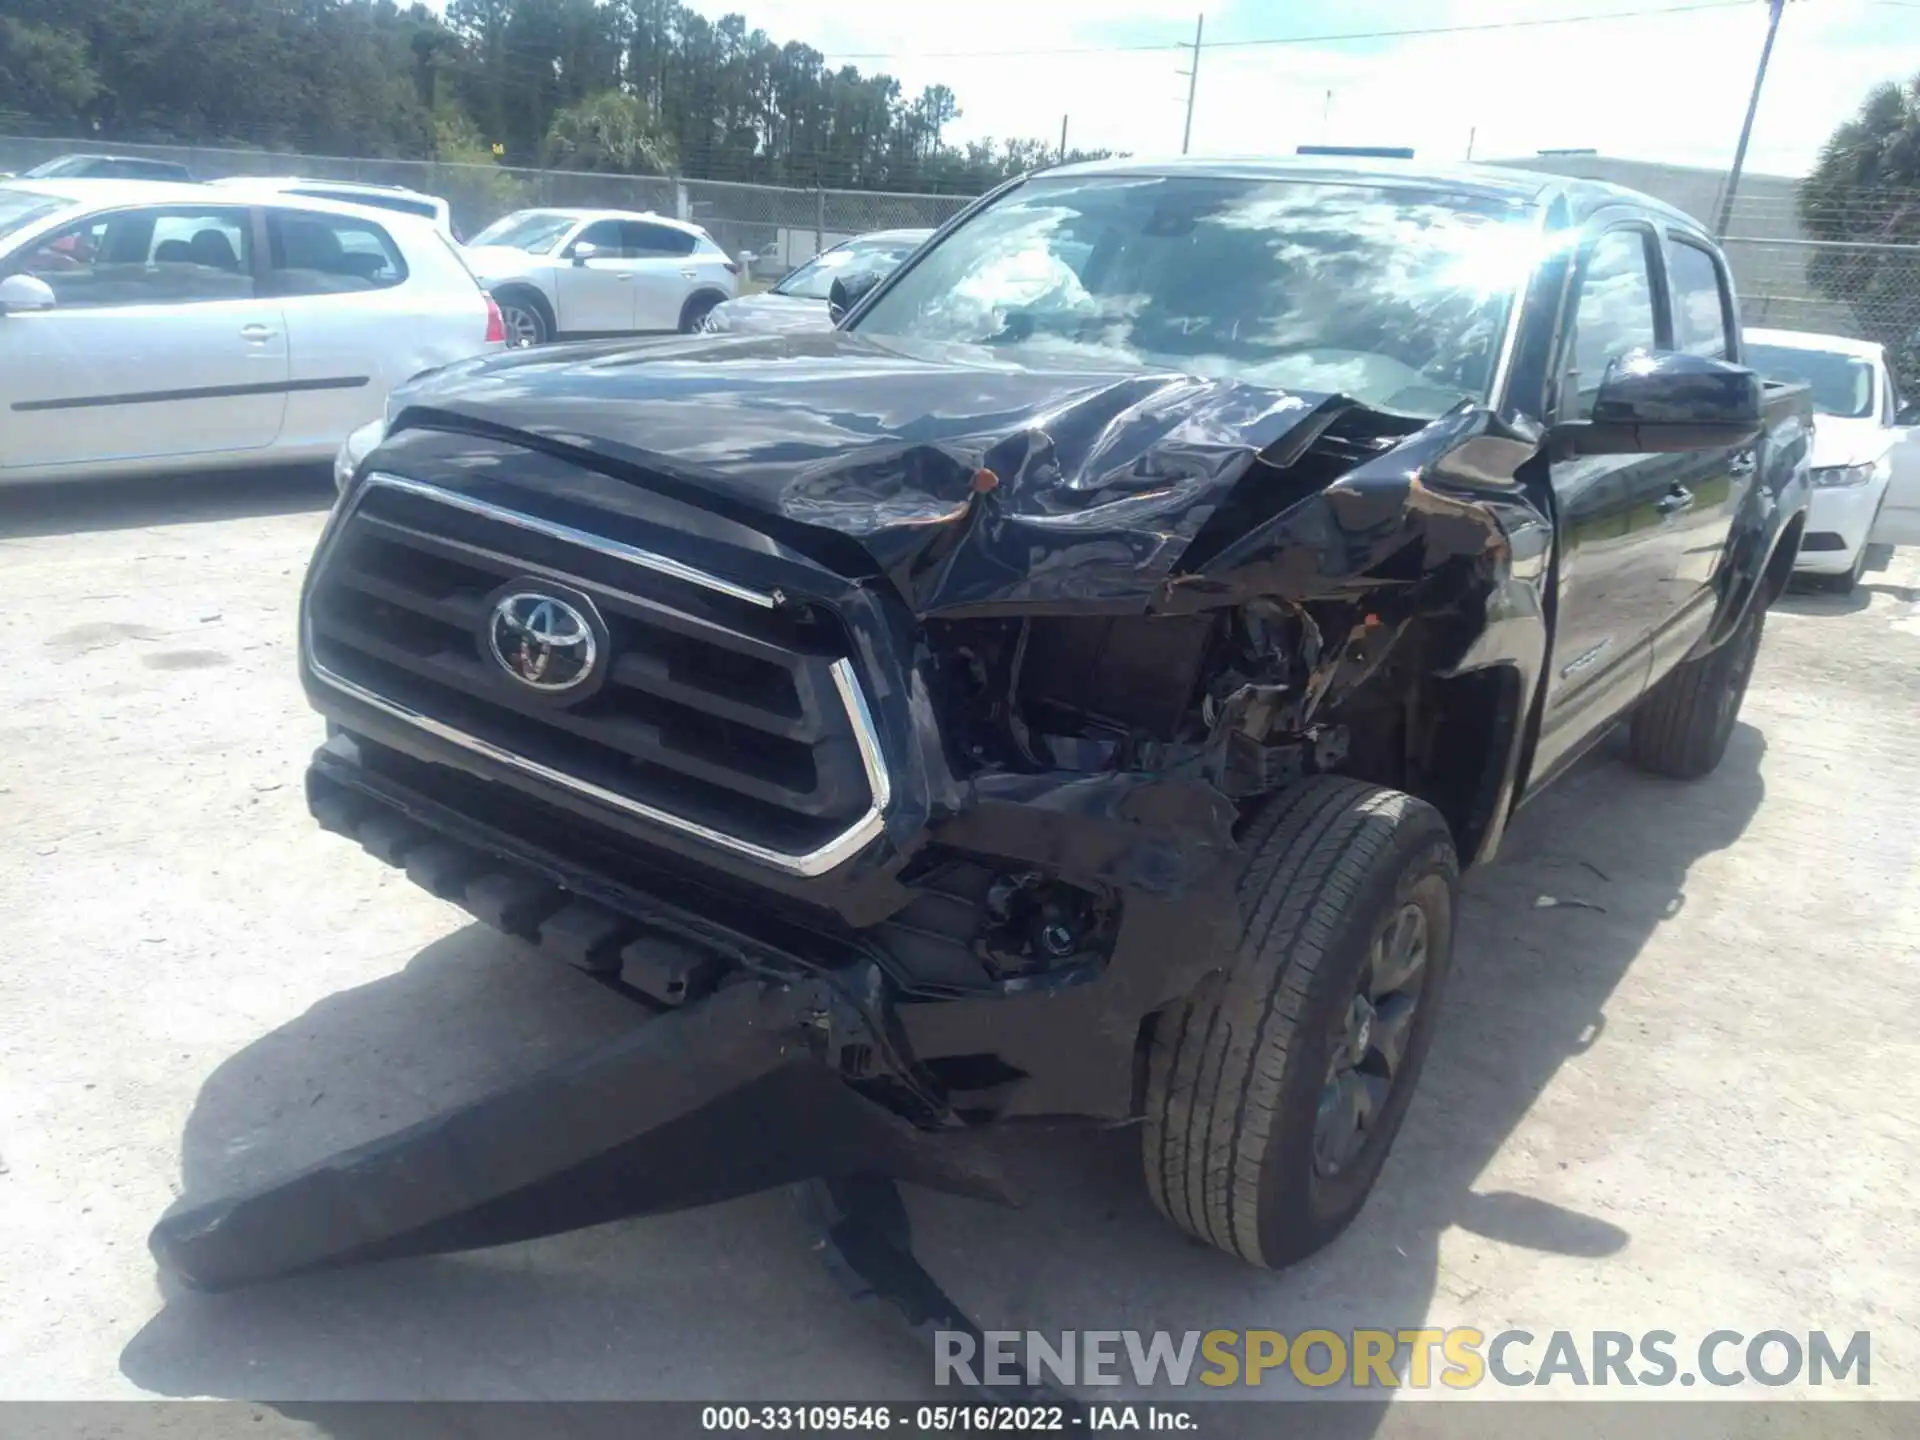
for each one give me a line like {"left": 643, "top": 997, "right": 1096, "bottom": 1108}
{"left": 386, "top": 330, "right": 1368, "bottom": 616}
{"left": 151, "top": 978, "right": 1015, "bottom": 1292}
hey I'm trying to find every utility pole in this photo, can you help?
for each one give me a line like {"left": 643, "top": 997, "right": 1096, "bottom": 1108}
{"left": 1060, "top": 114, "right": 1069, "bottom": 164}
{"left": 1466, "top": 126, "right": 1477, "bottom": 162}
{"left": 1714, "top": 0, "right": 1787, "bottom": 239}
{"left": 1178, "top": 14, "right": 1204, "bottom": 154}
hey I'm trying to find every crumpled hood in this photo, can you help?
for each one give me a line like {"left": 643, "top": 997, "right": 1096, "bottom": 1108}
{"left": 704, "top": 291, "right": 830, "bottom": 334}
{"left": 391, "top": 329, "right": 1366, "bottom": 611}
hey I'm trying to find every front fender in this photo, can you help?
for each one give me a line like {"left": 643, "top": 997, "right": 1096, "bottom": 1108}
{"left": 1699, "top": 422, "right": 1813, "bottom": 655}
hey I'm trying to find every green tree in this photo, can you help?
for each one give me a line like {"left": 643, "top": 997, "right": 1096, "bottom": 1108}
{"left": 5, "top": 0, "right": 1118, "bottom": 199}
{"left": 1799, "top": 73, "right": 1920, "bottom": 389}
{"left": 0, "top": 17, "right": 98, "bottom": 128}
{"left": 543, "top": 88, "right": 675, "bottom": 173}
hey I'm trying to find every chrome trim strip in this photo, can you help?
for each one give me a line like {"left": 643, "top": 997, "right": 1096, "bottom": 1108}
{"left": 363, "top": 472, "right": 776, "bottom": 609}
{"left": 304, "top": 477, "right": 890, "bottom": 878}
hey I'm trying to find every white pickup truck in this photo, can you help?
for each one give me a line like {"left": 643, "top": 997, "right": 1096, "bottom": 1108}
{"left": 1744, "top": 326, "right": 1920, "bottom": 591}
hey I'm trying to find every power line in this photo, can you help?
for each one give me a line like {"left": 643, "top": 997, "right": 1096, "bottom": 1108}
{"left": 816, "top": 1, "right": 1753, "bottom": 62}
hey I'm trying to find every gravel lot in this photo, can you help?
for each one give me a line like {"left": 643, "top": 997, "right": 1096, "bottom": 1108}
{"left": 1, "top": 470, "right": 1917, "bottom": 1414}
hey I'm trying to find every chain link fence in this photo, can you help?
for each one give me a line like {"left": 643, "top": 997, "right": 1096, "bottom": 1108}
{"left": 0, "top": 134, "right": 973, "bottom": 281}
{"left": 6, "top": 133, "right": 1918, "bottom": 384}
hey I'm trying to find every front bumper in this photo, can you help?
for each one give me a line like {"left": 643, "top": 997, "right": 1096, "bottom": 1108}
{"left": 148, "top": 732, "right": 1241, "bottom": 1293}
{"left": 296, "top": 730, "right": 1241, "bottom": 1122}
{"left": 1795, "top": 478, "right": 1887, "bottom": 572}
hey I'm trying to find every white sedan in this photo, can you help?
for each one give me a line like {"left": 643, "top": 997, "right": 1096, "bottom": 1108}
{"left": 701, "top": 227, "right": 932, "bottom": 335}
{"left": 0, "top": 178, "right": 504, "bottom": 485}
{"left": 462, "top": 207, "right": 739, "bottom": 345}
{"left": 1744, "top": 327, "right": 1918, "bottom": 592}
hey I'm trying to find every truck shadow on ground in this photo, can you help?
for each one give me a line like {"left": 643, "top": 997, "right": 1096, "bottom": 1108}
{"left": 0, "top": 465, "right": 335, "bottom": 539}
{"left": 119, "top": 724, "right": 1768, "bottom": 1429}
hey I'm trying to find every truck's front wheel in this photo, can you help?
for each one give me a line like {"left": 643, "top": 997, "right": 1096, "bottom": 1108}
{"left": 1143, "top": 777, "right": 1458, "bottom": 1269}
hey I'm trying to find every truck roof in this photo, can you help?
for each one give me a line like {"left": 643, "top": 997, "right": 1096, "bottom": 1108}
{"left": 1044, "top": 153, "right": 1710, "bottom": 233}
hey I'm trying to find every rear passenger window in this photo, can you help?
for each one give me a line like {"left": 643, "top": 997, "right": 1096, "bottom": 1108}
{"left": 623, "top": 221, "right": 696, "bottom": 258}
{"left": 265, "top": 209, "right": 407, "bottom": 295}
{"left": 1565, "top": 228, "right": 1660, "bottom": 419}
{"left": 1668, "top": 238, "right": 1733, "bottom": 359}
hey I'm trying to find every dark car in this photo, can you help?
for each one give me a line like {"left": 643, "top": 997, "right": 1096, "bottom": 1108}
{"left": 155, "top": 157, "right": 1812, "bottom": 1299}
{"left": 702, "top": 227, "right": 934, "bottom": 334}
{"left": 22, "top": 153, "right": 196, "bottom": 182}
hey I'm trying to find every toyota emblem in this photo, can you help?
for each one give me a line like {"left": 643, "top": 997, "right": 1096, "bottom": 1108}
{"left": 488, "top": 591, "right": 598, "bottom": 692}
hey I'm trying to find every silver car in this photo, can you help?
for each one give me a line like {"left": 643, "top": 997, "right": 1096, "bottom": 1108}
{"left": 702, "top": 228, "right": 932, "bottom": 334}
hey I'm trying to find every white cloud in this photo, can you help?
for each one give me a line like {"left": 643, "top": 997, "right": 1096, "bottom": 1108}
{"left": 682, "top": 0, "right": 1920, "bottom": 177}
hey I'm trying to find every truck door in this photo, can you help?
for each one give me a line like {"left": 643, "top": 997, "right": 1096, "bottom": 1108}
{"left": 1648, "top": 230, "right": 1747, "bottom": 678}
{"left": 1530, "top": 221, "right": 1678, "bottom": 790}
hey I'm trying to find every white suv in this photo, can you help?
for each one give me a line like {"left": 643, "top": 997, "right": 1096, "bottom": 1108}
{"left": 209, "top": 176, "right": 458, "bottom": 240}
{"left": 461, "top": 208, "right": 739, "bottom": 344}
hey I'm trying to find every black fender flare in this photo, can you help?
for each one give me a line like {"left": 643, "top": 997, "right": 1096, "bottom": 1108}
{"left": 1697, "top": 470, "right": 1811, "bottom": 657}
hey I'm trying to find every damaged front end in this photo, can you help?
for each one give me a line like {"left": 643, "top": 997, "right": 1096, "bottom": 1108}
{"left": 151, "top": 347, "right": 1553, "bottom": 1301}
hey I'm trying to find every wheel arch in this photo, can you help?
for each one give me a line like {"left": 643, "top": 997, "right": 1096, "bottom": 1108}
{"left": 678, "top": 287, "right": 731, "bottom": 330}
{"left": 488, "top": 281, "right": 555, "bottom": 334}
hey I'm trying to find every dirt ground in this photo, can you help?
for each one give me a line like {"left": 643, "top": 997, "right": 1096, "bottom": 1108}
{"left": 1, "top": 469, "right": 1917, "bottom": 1415}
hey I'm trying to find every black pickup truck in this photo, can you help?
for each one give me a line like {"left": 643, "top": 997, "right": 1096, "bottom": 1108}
{"left": 155, "top": 157, "right": 1812, "bottom": 1297}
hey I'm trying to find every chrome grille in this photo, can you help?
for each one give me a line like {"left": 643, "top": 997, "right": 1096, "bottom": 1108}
{"left": 303, "top": 474, "right": 888, "bottom": 876}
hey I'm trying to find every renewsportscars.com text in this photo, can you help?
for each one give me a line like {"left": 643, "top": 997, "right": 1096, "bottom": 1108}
{"left": 934, "top": 1328, "right": 1871, "bottom": 1390}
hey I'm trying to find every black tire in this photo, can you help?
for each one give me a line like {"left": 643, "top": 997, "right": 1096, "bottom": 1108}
{"left": 1627, "top": 604, "right": 1764, "bottom": 779}
{"left": 493, "top": 286, "right": 552, "bottom": 347}
{"left": 679, "top": 291, "right": 724, "bottom": 333}
{"left": 1143, "top": 777, "right": 1458, "bottom": 1269}
{"left": 1822, "top": 550, "right": 1866, "bottom": 595}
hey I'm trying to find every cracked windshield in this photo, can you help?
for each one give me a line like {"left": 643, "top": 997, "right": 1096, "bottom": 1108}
{"left": 856, "top": 176, "right": 1534, "bottom": 417}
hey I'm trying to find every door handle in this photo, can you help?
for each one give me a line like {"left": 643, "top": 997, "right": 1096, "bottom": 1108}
{"left": 613, "top": 273, "right": 633, "bottom": 282}
{"left": 1656, "top": 485, "right": 1694, "bottom": 518}
{"left": 239, "top": 323, "right": 277, "bottom": 341}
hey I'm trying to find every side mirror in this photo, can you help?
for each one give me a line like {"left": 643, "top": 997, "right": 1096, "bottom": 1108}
{"left": 1896, "top": 401, "right": 1920, "bottom": 427}
{"left": 827, "top": 269, "right": 883, "bottom": 325}
{"left": 0, "top": 273, "right": 56, "bottom": 315}
{"left": 1556, "top": 348, "right": 1763, "bottom": 456}
{"left": 569, "top": 241, "right": 601, "bottom": 266}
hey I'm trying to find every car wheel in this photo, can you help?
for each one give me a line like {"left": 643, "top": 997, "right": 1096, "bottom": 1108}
{"left": 1822, "top": 543, "right": 1869, "bottom": 595}
{"left": 1627, "top": 603, "right": 1764, "bottom": 780}
{"left": 493, "top": 287, "right": 551, "bottom": 348}
{"left": 1143, "top": 776, "right": 1458, "bottom": 1269}
{"left": 679, "top": 292, "right": 723, "bottom": 333}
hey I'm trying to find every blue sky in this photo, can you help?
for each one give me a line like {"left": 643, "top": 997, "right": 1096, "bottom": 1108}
{"left": 681, "top": 0, "right": 1920, "bottom": 176}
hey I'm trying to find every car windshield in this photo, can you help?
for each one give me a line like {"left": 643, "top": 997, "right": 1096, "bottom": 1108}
{"left": 0, "top": 187, "right": 76, "bottom": 247}
{"left": 468, "top": 210, "right": 577, "bottom": 254}
{"left": 850, "top": 174, "right": 1536, "bottom": 418}
{"left": 1743, "top": 343, "right": 1875, "bottom": 419}
{"left": 774, "top": 235, "right": 926, "bottom": 300}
